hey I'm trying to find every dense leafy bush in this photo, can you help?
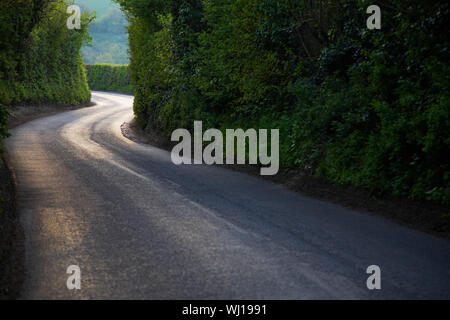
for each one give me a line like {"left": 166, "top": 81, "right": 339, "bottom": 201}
{"left": 86, "top": 64, "right": 133, "bottom": 94}
{"left": 0, "top": 0, "right": 92, "bottom": 153}
{"left": 117, "top": 0, "right": 449, "bottom": 204}
{"left": 0, "top": 0, "right": 92, "bottom": 106}
{"left": 0, "top": 0, "right": 48, "bottom": 151}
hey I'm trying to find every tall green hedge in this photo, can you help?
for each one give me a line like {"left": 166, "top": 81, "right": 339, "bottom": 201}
{"left": 86, "top": 64, "right": 133, "bottom": 94}
{"left": 0, "top": 0, "right": 92, "bottom": 154}
{"left": 117, "top": 0, "right": 449, "bottom": 205}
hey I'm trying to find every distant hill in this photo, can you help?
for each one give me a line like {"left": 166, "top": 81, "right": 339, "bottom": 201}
{"left": 77, "top": 0, "right": 115, "bottom": 17}
{"left": 90, "top": 5, "right": 127, "bottom": 34}
{"left": 77, "top": 0, "right": 129, "bottom": 65}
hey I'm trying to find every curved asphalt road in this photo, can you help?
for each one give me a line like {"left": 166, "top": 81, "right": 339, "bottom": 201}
{"left": 5, "top": 92, "right": 450, "bottom": 299}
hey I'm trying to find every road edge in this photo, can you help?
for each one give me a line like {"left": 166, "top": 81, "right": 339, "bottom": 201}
{"left": 0, "top": 99, "right": 96, "bottom": 299}
{"left": 121, "top": 119, "right": 450, "bottom": 240}
{"left": 0, "top": 153, "right": 23, "bottom": 299}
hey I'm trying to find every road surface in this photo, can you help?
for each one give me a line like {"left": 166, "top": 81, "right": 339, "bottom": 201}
{"left": 5, "top": 91, "right": 450, "bottom": 299}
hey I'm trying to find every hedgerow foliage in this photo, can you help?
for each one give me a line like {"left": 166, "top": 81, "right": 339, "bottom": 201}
{"left": 117, "top": 0, "right": 449, "bottom": 204}
{"left": 0, "top": 0, "right": 92, "bottom": 154}
{"left": 86, "top": 64, "right": 133, "bottom": 94}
